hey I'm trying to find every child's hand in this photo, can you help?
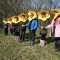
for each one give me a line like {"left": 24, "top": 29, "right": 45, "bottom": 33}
{"left": 30, "top": 28, "right": 33, "bottom": 30}
{"left": 22, "top": 25, "right": 25, "bottom": 27}
{"left": 40, "top": 26, "right": 43, "bottom": 29}
{"left": 12, "top": 27, "right": 14, "bottom": 28}
{"left": 45, "top": 27, "right": 47, "bottom": 29}
{"left": 8, "top": 28, "right": 10, "bottom": 30}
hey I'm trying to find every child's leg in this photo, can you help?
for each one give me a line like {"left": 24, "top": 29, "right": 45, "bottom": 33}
{"left": 39, "top": 34, "right": 43, "bottom": 45}
{"left": 19, "top": 30, "right": 22, "bottom": 42}
{"left": 14, "top": 36, "right": 16, "bottom": 40}
{"left": 5, "top": 28, "right": 8, "bottom": 35}
{"left": 55, "top": 38, "right": 58, "bottom": 49}
{"left": 41, "top": 40, "right": 45, "bottom": 46}
{"left": 55, "top": 37, "right": 60, "bottom": 51}
{"left": 31, "top": 30, "right": 35, "bottom": 45}
{"left": 39, "top": 34, "right": 46, "bottom": 46}
{"left": 39, "top": 40, "right": 42, "bottom": 45}
{"left": 58, "top": 38, "right": 60, "bottom": 50}
{"left": 10, "top": 29, "right": 13, "bottom": 35}
{"left": 15, "top": 32, "right": 19, "bottom": 40}
{"left": 14, "top": 32, "right": 16, "bottom": 40}
{"left": 5, "top": 28, "right": 6, "bottom": 35}
{"left": 12, "top": 30, "right": 15, "bottom": 38}
{"left": 22, "top": 31, "right": 24, "bottom": 41}
{"left": 29, "top": 30, "right": 32, "bottom": 43}
{"left": 16, "top": 36, "right": 19, "bottom": 40}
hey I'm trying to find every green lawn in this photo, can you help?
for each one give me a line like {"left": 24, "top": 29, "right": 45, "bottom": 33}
{"left": 0, "top": 28, "right": 60, "bottom": 60}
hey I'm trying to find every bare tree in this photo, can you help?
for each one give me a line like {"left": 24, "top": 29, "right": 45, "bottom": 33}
{"left": 0, "top": 0, "right": 60, "bottom": 26}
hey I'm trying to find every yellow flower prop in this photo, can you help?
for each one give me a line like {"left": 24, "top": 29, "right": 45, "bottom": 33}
{"left": 38, "top": 10, "right": 50, "bottom": 21}
{"left": 12, "top": 16, "right": 20, "bottom": 24}
{"left": 51, "top": 9, "right": 60, "bottom": 14}
{"left": 3, "top": 18, "right": 8, "bottom": 24}
{"left": 18, "top": 13, "right": 28, "bottom": 22}
{"left": 53, "top": 13, "right": 60, "bottom": 20}
{"left": 28, "top": 10, "right": 37, "bottom": 21}
{"left": 8, "top": 18, "right": 12, "bottom": 24}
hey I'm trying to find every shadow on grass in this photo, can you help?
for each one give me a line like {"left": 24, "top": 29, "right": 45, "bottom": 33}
{"left": 35, "top": 36, "right": 40, "bottom": 44}
{"left": 25, "top": 33, "right": 29, "bottom": 38}
{"left": 25, "top": 33, "right": 40, "bottom": 43}
{"left": 24, "top": 33, "right": 29, "bottom": 41}
{"left": 35, "top": 36, "right": 55, "bottom": 44}
{"left": 46, "top": 37, "right": 55, "bottom": 44}
{"left": 24, "top": 32, "right": 55, "bottom": 44}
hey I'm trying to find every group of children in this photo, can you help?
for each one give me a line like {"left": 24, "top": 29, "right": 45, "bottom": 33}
{"left": 3, "top": 9, "right": 60, "bottom": 51}
{"left": 3, "top": 11, "right": 38, "bottom": 45}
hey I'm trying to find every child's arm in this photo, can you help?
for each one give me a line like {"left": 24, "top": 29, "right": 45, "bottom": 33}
{"left": 25, "top": 21, "right": 30, "bottom": 27}
{"left": 45, "top": 20, "right": 54, "bottom": 29}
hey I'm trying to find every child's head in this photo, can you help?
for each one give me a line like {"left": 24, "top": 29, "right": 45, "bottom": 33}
{"left": 57, "top": 16, "right": 60, "bottom": 21}
{"left": 9, "top": 18, "right": 12, "bottom": 22}
{"left": 56, "top": 16, "right": 60, "bottom": 24}
{"left": 21, "top": 15, "right": 25, "bottom": 19}
{"left": 29, "top": 13, "right": 34, "bottom": 18}
{"left": 55, "top": 14, "right": 60, "bottom": 21}
{"left": 14, "top": 17, "right": 19, "bottom": 22}
{"left": 54, "top": 11, "right": 58, "bottom": 16}
{"left": 41, "top": 12, "right": 46, "bottom": 18}
{"left": 4, "top": 18, "right": 8, "bottom": 22}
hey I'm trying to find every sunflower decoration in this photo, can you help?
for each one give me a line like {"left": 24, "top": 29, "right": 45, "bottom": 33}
{"left": 18, "top": 13, "right": 28, "bottom": 22}
{"left": 51, "top": 9, "right": 60, "bottom": 15}
{"left": 12, "top": 16, "right": 20, "bottom": 24}
{"left": 3, "top": 18, "right": 8, "bottom": 24}
{"left": 38, "top": 10, "right": 50, "bottom": 21}
{"left": 28, "top": 10, "right": 37, "bottom": 21}
{"left": 8, "top": 18, "right": 12, "bottom": 24}
{"left": 53, "top": 12, "right": 60, "bottom": 20}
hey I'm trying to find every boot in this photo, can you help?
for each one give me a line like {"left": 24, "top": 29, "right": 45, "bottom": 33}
{"left": 31, "top": 41, "right": 34, "bottom": 46}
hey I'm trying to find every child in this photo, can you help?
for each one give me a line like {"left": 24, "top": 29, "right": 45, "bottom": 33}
{"left": 46, "top": 13, "right": 60, "bottom": 51}
{"left": 25, "top": 10, "right": 38, "bottom": 45}
{"left": 38, "top": 10, "right": 50, "bottom": 46}
{"left": 51, "top": 9, "right": 60, "bottom": 16}
{"left": 3, "top": 18, "right": 8, "bottom": 35}
{"left": 12, "top": 16, "right": 20, "bottom": 40}
{"left": 8, "top": 18, "right": 13, "bottom": 36}
{"left": 18, "top": 13, "right": 27, "bottom": 42}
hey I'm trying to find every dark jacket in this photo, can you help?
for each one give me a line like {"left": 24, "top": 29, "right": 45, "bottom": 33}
{"left": 19, "top": 21, "right": 26, "bottom": 31}
{"left": 39, "top": 18, "right": 50, "bottom": 34}
{"left": 12, "top": 23, "right": 19, "bottom": 32}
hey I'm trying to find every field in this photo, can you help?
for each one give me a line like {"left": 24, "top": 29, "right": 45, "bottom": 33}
{"left": 0, "top": 28, "right": 60, "bottom": 60}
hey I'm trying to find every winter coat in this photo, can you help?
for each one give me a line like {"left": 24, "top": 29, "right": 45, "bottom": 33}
{"left": 47, "top": 18, "right": 60, "bottom": 37}
{"left": 26, "top": 18, "right": 38, "bottom": 30}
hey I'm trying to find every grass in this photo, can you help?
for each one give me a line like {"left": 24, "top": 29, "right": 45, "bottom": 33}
{"left": 0, "top": 28, "right": 60, "bottom": 60}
